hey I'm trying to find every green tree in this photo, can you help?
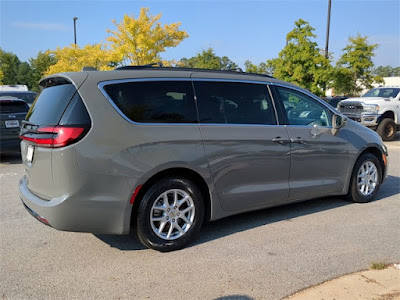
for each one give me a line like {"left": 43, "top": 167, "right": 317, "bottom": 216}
{"left": 0, "top": 48, "right": 35, "bottom": 88}
{"left": 107, "top": 8, "right": 188, "bottom": 65}
{"left": 244, "top": 60, "right": 273, "bottom": 75}
{"left": 179, "top": 48, "right": 238, "bottom": 70}
{"left": 373, "top": 65, "right": 400, "bottom": 77}
{"left": 29, "top": 51, "right": 57, "bottom": 92}
{"left": 0, "top": 48, "right": 21, "bottom": 85}
{"left": 266, "top": 19, "right": 333, "bottom": 96}
{"left": 331, "top": 67, "right": 355, "bottom": 96}
{"left": 333, "top": 34, "right": 378, "bottom": 95}
{"left": 16, "top": 62, "right": 33, "bottom": 89}
{"left": 220, "top": 56, "right": 238, "bottom": 70}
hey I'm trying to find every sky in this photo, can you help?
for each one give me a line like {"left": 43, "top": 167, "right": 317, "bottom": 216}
{"left": 1, "top": 0, "right": 399, "bottom": 69}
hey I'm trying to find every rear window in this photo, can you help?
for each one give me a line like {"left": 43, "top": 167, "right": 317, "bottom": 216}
{"left": 26, "top": 83, "right": 76, "bottom": 126}
{"left": 0, "top": 101, "right": 29, "bottom": 113}
{"left": 0, "top": 92, "right": 37, "bottom": 104}
{"left": 102, "top": 81, "right": 197, "bottom": 123}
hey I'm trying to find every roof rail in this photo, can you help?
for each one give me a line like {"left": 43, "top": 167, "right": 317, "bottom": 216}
{"left": 115, "top": 62, "right": 164, "bottom": 70}
{"left": 229, "top": 67, "right": 244, "bottom": 73}
{"left": 114, "top": 64, "right": 274, "bottom": 79}
{"left": 82, "top": 66, "right": 98, "bottom": 71}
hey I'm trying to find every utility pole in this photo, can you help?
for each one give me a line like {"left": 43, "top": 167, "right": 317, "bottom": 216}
{"left": 73, "top": 17, "right": 78, "bottom": 45}
{"left": 325, "top": 0, "right": 332, "bottom": 59}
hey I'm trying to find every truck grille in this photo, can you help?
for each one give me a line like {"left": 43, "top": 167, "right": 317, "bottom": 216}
{"left": 338, "top": 102, "right": 364, "bottom": 114}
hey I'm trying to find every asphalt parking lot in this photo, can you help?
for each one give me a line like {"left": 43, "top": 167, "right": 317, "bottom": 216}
{"left": 1, "top": 136, "right": 399, "bottom": 300}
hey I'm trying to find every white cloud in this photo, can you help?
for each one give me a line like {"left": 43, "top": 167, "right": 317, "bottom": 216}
{"left": 11, "top": 21, "right": 69, "bottom": 31}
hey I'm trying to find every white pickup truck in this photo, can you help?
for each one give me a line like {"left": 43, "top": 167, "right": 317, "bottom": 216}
{"left": 337, "top": 86, "right": 400, "bottom": 141}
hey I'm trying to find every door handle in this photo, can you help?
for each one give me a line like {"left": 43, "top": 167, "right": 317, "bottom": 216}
{"left": 290, "top": 137, "right": 305, "bottom": 144}
{"left": 272, "top": 137, "right": 290, "bottom": 144}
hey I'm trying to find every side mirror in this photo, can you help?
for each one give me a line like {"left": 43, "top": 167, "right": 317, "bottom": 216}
{"left": 333, "top": 114, "right": 347, "bottom": 129}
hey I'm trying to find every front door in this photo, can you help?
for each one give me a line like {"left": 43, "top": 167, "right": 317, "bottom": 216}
{"left": 273, "top": 86, "right": 349, "bottom": 200}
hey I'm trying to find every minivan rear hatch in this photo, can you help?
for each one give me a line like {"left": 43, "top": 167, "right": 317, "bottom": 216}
{"left": 20, "top": 75, "right": 91, "bottom": 200}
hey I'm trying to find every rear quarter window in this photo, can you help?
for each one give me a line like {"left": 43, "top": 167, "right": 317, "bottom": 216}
{"left": 102, "top": 81, "right": 197, "bottom": 123}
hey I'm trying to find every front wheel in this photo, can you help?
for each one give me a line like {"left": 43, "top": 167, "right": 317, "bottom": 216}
{"left": 137, "top": 177, "right": 204, "bottom": 252}
{"left": 377, "top": 118, "right": 396, "bottom": 141}
{"left": 346, "top": 153, "right": 382, "bottom": 203}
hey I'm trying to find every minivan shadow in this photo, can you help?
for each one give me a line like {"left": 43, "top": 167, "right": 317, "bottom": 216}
{"left": 194, "top": 196, "right": 350, "bottom": 248}
{"left": 377, "top": 175, "right": 400, "bottom": 199}
{"left": 94, "top": 231, "right": 147, "bottom": 251}
{"left": 95, "top": 196, "right": 350, "bottom": 251}
{"left": 94, "top": 177, "right": 399, "bottom": 251}
{"left": 0, "top": 153, "right": 22, "bottom": 165}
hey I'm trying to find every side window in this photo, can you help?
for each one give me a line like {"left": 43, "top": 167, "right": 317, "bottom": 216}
{"left": 194, "top": 81, "right": 277, "bottom": 125}
{"left": 103, "top": 81, "right": 197, "bottom": 123}
{"left": 276, "top": 87, "right": 331, "bottom": 127}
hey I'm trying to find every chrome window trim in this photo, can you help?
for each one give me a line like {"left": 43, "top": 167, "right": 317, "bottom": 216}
{"left": 190, "top": 77, "right": 274, "bottom": 85}
{"left": 98, "top": 77, "right": 330, "bottom": 127}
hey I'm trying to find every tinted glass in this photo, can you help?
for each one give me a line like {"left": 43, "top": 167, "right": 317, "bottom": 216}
{"left": 0, "top": 92, "right": 37, "bottom": 104}
{"left": 25, "top": 83, "right": 76, "bottom": 126}
{"left": 276, "top": 87, "right": 331, "bottom": 126}
{"left": 59, "top": 93, "right": 91, "bottom": 126}
{"left": 194, "top": 81, "right": 277, "bottom": 125}
{"left": 0, "top": 102, "right": 29, "bottom": 113}
{"left": 104, "top": 81, "right": 197, "bottom": 123}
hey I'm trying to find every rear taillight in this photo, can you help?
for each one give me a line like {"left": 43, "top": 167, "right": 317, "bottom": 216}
{"left": 20, "top": 126, "right": 87, "bottom": 148}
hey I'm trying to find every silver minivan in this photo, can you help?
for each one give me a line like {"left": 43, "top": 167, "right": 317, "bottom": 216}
{"left": 19, "top": 67, "right": 388, "bottom": 251}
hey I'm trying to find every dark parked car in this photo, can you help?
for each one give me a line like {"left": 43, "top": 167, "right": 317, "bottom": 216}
{"left": 19, "top": 66, "right": 388, "bottom": 251}
{"left": 0, "top": 91, "right": 37, "bottom": 106}
{"left": 323, "top": 96, "right": 349, "bottom": 109}
{"left": 0, "top": 97, "right": 29, "bottom": 154}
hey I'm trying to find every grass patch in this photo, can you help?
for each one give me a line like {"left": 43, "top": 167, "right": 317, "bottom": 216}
{"left": 370, "top": 261, "right": 387, "bottom": 270}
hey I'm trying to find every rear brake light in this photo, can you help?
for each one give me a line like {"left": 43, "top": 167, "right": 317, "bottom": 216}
{"left": 20, "top": 126, "right": 86, "bottom": 148}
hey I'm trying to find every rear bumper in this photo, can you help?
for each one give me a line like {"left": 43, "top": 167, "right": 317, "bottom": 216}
{"left": 19, "top": 175, "right": 132, "bottom": 234}
{"left": 0, "top": 138, "right": 21, "bottom": 153}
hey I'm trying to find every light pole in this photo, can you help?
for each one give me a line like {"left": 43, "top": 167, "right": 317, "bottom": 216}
{"left": 325, "top": 0, "right": 332, "bottom": 59}
{"left": 73, "top": 17, "right": 78, "bottom": 45}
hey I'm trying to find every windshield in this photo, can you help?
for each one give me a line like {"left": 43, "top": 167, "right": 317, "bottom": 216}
{"left": 362, "top": 88, "right": 400, "bottom": 98}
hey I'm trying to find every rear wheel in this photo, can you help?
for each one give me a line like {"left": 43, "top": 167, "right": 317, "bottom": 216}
{"left": 377, "top": 118, "right": 396, "bottom": 141}
{"left": 136, "top": 177, "right": 204, "bottom": 252}
{"left": 346, "top": 153, "right": 382, "bottom": 203}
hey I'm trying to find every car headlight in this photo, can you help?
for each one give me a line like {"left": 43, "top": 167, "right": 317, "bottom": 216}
{"left": 362, "top": 104, "right": 379, "bottom": 114}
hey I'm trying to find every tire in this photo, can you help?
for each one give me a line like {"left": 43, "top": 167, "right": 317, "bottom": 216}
{"left": 346, "top": 153, "right": 382, "bottom": 203}
{"left": 136, "top": 177, "right": 204, "bottom": 252}
{"left": 376, "top": 118, "right": 396, "bottom": 141}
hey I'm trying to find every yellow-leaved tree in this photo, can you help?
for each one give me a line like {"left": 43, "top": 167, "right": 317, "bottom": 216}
{"left": 0, "top": 69, "right": 4, "bottom": 84}
{"left": 45, "top": 44, "right": 117, "bottom": 75}
{"left": 107, "top": 8, "right": 189, "bottom": 65}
